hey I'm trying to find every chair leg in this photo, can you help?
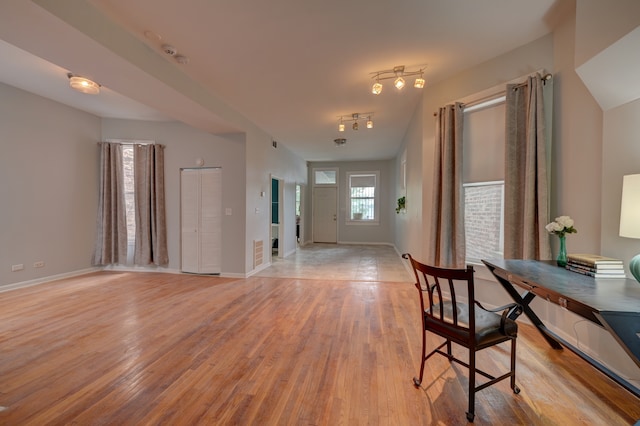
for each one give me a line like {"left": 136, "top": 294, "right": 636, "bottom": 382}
{"left": 511, "top": 337, "right": 520, "bottom": 394}
{"left": 466, "top": 349, "right": 476, "bottom": 422}
{"left": 413, "top": 329, "right": 427, "bottom": 387}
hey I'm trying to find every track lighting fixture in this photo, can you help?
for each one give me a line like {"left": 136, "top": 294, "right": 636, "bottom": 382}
{"left": 370, "top": 65, "right": 426, "bottom": 95}
{"left": 67, "top": 73, "right": 100, "bottom": 95}
{"left": 337, "top": 112, "right": 374, "bottom": 132}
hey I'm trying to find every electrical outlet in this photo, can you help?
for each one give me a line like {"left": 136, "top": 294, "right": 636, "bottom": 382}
{"left": 11, "top": 264, "right": 24, "bottom": 272}
{"left": 33, "top": 261, "right": 45, "bottom": 268}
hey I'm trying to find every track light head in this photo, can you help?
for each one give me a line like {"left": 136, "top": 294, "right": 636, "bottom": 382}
{"left": 372, "top": 81, "right": 382, "bottom": 95}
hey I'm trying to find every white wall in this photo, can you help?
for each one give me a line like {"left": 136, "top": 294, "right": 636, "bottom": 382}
{"left": 307, "top": 160, "right": 395, "bottom": 245}
{"left": 602, "top": 96, "right": 640, "bottom": 267}
{"left": 0, "top": 87, "right": 308, "bottom": 282}
{"left": 100, "top": 119, "right": 247, "bottom": 275}
{"left": 551, "top": 1, "right": 603, "bottom": 255}
{"left": 0, "top": 83, "right": 100, "bottom": 287}
{"left": 574, "top": 0, "right": 640, "bottom": 68}
{"left": 244, "top": 132, "right": 308, "bottom": 272}
{"left": 395, "top": 2, "right": 640, "bottom": 389}
{"left": 394, "top": 100, "right": 423, "bottom": 258}
{"left": 574, "top": 0, "right": 640, "bottom": 275}
{"left": 415, "top": 34, "right": 555, "bottom": 260}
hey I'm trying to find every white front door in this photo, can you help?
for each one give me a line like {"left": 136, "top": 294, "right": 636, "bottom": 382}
{"left": 313, "top": 186, "right": 337, "bottom": 243}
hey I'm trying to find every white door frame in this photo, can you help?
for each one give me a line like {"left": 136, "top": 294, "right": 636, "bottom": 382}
{"left": 270, "top": 175, "right": 285, "bottom": 259}
{"left": 297, "top": 183, "right": 305, "bottom": 246}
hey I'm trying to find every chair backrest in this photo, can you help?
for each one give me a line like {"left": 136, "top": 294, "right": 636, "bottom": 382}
{"left": 403, "top": 253, "right": 475, "bottom": 343}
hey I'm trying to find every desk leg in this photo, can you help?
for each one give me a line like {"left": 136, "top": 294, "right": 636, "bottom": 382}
{"left": 492, "top": 274, "right": 563, "bottom": 350}
{"left": 508, "top": 291, "right": 536, "bottom": 319}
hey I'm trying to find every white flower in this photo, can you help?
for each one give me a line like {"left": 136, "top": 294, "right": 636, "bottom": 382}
{"left": 546, "top": 215, "right": 577, "bottom": 237}
{"left": 545, "top": 222, "right": 562, "bottom": 233}
{"left": 555, "top": 216, "right": 574, "bottom": 228}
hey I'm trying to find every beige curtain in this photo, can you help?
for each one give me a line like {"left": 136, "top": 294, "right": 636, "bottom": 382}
{"left": 92, "top": 142, "right": 127, "bottom": 265}
{"left": 134, "top": 144, "right": 169, "bottom": 266}
{"left": 504, "top": 73, "right": 551, "bottom": 260}
{"left": 429, "top": 103, "right": 465, "bottom": 268}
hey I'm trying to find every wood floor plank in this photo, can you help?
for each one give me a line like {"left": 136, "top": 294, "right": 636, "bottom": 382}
{"left": 0, "top": 271, "right": 638, "bottom": 425}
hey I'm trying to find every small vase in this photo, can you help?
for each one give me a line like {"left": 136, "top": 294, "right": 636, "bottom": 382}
{"left": 556, "top": 235, "right": 567, "bottom": 267}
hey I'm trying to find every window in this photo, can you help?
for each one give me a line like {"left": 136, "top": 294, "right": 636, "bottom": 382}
{"left": 106, "top": 139, "right": 154, "bottom": 256}
{"left": 347, "top": 171, "right": 379, "bottom": 223}
{"left": 464, "top": 181, "right": 504, "bottom": 263}
{"left": 463, "top": 98, "right": 505, "bottom": 262}
{"left": 121, "top": 145, "right": 136, "bottom": 245}
{"left": 314, "top": 169, "right": 337, "bottom": 185}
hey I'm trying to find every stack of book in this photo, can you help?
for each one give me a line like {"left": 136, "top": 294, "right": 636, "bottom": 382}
{"left": 566, "top": 253, "right": 626, "bottom": 278}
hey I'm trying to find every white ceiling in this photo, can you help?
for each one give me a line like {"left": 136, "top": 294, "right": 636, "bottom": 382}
{"left": 0, "top": 0, "right": 558, "bottom": 162}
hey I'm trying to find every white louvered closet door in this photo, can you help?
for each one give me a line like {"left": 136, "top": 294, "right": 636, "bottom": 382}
{"left": 181, "top": 168, "right": 222, "bottom": 274}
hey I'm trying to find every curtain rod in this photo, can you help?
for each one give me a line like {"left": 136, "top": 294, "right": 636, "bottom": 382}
{"left": 511, "top": 72, "right": 553, "bottom": 89}
{"left": 102, "top": 139, "right": 156, "bottom": 145}
{"left": 433, "top": 72, "right": 553, "bottom": 116}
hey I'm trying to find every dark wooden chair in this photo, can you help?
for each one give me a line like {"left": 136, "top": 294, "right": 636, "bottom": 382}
{"left": 402, "top": 253, "right": 522, "bottom": 422}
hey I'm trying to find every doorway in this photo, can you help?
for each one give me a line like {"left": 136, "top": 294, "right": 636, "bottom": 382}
{"left": 271, "top": 176, "right": 284, "bottom": 258}
{"left": 296, "top": 183, "right": 305, "bottom": 245}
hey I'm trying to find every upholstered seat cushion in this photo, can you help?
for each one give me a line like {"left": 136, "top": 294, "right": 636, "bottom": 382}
{"left": 424, "top": 302, "right": 517, "bottom": 346}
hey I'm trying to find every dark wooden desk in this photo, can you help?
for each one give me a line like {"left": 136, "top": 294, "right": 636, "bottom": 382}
{"left": 482, "top": 259, "right": 640, "bottom": 398}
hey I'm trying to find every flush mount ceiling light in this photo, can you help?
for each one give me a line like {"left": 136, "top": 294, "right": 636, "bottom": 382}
{"left": 337, "top": 112, "right": 374, "bottom": 132}
{"left": 67, "top": 73, "right": 100, "bottom": 95}
{"left": 370, "top": 65, "right": 426, "bottom": 95}
{"left": 334, "top": 138, "right": 347, "bottom": 146}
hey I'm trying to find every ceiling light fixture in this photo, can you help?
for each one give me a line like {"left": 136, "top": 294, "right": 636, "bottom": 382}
{"left": 67, "top": 73, "right": 100, "bottom": 95}
{"left": 337, "top": 112, "right": 374, "bottom": 132}
{"left": 334, "top": 138, "right": 347, "bottom": 146}
{"left": 370, "top": 65, "right": 426, "bottom": 95}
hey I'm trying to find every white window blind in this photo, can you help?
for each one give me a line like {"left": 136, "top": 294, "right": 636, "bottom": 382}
{"left": 463, "top": 99, "right": 505, "bottom": 183}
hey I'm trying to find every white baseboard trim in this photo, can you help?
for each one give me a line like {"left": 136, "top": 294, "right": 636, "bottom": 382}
{"left": 103, "top": 264, "right": 181, "bottom": 274}
{"left": 0, "top": 265, "right": 254, "bottom": 293}
{"left": 104, "top": 264, "right": 249, "bottom": 279}
{"left": 282, "top": 248, "right": 297, "bottom": 258}
{"left": 246, "top": 261, "right": 272, "bottom": 278}
{"left": 0, "top": 267, "right": 102, "bottom": 293}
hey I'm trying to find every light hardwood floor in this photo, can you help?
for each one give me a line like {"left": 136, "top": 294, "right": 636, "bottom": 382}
{"left": 0, "top": 262, "right": 638, "bottom": 424}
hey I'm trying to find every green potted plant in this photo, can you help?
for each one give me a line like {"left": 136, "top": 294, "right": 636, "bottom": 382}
{"left": 395, "top": 196, "right": 406, "bottom": 214}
